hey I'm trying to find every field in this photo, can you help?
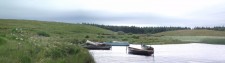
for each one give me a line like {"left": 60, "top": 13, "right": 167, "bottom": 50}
{"left": 155, "top": 30, "right": 225, "bottom": 44}
{"left": 0, "top": 19, "right": 116, "bottom": 63}
{"left": 155, "top": 30, "right": 225, "bottom": 36}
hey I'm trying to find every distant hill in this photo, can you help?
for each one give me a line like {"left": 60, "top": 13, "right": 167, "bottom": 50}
{"left": 0, "top": 19, "right": 113, "bottom": 34}
{"left": 155, "top": 30, "right": 225, "bottom": 36}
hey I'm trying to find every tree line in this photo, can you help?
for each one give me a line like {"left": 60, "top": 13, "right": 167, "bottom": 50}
{"left": 194, "top": 26, "right": 225, "bottom": 31}
{"left": 83, "top": 23, "right": 225, "bottom": 34}
{"left": 83, "top": 23, "right": 191, "bottom": 34}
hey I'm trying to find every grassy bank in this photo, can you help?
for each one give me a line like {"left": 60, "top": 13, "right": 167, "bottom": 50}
{"left": 154, "top": 30, "right": 225, "bottom": 44}
{"left": 155, "top": 30, "right": 225, "bottom": 36}
{"left": 0, "top": 19, "right": 117, "bottom": 63}
{"left": 90, "top": 33, "right": 188, "bottom": 45}
{"left": 163, "top": 36, "right": 225, "bottom": 44}
{"left": 82, "top": 29, "right": 225, "bottom": 45}
{"left": 163, "top": 36, "right": 225, "bottom": 42}
{"left": 201, "top": 38, "right": 225, "bottom": 44}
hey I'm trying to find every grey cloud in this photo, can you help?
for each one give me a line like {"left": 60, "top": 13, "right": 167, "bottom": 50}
{"left": 1, "top": 0, "right": 225, "bottom": 27}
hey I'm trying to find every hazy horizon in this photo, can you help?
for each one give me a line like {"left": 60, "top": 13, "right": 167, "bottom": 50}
{"left": 1, "top": 0, "right": 225, "bottom": 27}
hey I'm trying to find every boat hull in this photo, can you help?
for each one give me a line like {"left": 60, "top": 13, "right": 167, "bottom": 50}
{"left": 84, "top": 45, "right": 111, "bottom": 50}
{"left": 128, "top": 47, "right": 154, "bottom": 56}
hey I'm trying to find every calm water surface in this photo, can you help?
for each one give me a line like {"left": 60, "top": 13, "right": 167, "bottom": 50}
{"left": 89, "top": 43, "right": 225, "bottom": 63}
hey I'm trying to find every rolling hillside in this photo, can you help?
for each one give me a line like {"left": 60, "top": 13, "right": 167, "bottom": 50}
{"left": 154, "top": 30, "right": 225, "bottom": 44}
{"left": 155, "top": 30, "right": 225, "bottom": 36}
{"left": 0, "top": 19, "right": 114, "bottom": 63}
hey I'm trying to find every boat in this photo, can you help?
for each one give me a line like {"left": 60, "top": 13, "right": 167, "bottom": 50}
{"left": 83, "top": 40, "right": 111, "bottom": 50}
{"left": 83, "top": 45, "right": 111, "bottom": 50}
{"left": 103, "top": 41, "right": 129, "bottom": 46}
{"left": 128, "top": 45, "right": 154, "bottom": 56}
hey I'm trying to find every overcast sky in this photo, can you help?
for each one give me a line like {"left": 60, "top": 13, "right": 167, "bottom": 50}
{"left": 1, "top": 0, "right": 225, "bottom": 27}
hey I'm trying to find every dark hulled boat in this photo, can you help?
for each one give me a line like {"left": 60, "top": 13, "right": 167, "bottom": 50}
{"left": 83, "top": 45, "right": 111, "bottom": 50}
{"left": 128, "top": 45, "right": 154, "bottom": 56}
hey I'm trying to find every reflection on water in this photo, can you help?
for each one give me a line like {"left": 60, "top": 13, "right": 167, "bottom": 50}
{"left": 89, "top": 43, "right": 225, "bottom": 63}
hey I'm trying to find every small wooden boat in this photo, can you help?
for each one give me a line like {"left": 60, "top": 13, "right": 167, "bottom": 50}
{"left": 103, "top": 41, "right": 129, "bottom": 46}
{"left": 83, "top": 45, "right": 111, "bottom": 50}
{"left": 128, "top": 45, "right": 154, "bottom": 56}
{"left": 83, "top": 40, "right": 111, "bottom": 50}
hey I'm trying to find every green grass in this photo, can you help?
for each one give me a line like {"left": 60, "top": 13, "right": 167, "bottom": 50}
{"left": 37, "top": 31, "right": 50, "bottom": 37}
{"left": 93, "top": 34, "right": 188, "bottom": 45}
{"left": 0, "top": 37, "right": 6, "bottom": 45}
{"left": 163, "top": 36, "right": 225, "bottom": 42}
{"left": 154, "top": 30, "right": 225, "bottom": 44}
{"left": 155, "top": 30, "right": 225, "bottom": 36}
{"left": 0, "top": 19, "right": 117, "bottom": 63}
{"left": 201, "top": 38, "right": 225, "bottom": 44}
{"left": 93, "top": 29, "right": 224, "bottom": 45}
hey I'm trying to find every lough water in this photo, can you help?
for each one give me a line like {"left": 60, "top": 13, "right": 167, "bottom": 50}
{"left": 89, "top": 43, "right": 225, "bottom": 63}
